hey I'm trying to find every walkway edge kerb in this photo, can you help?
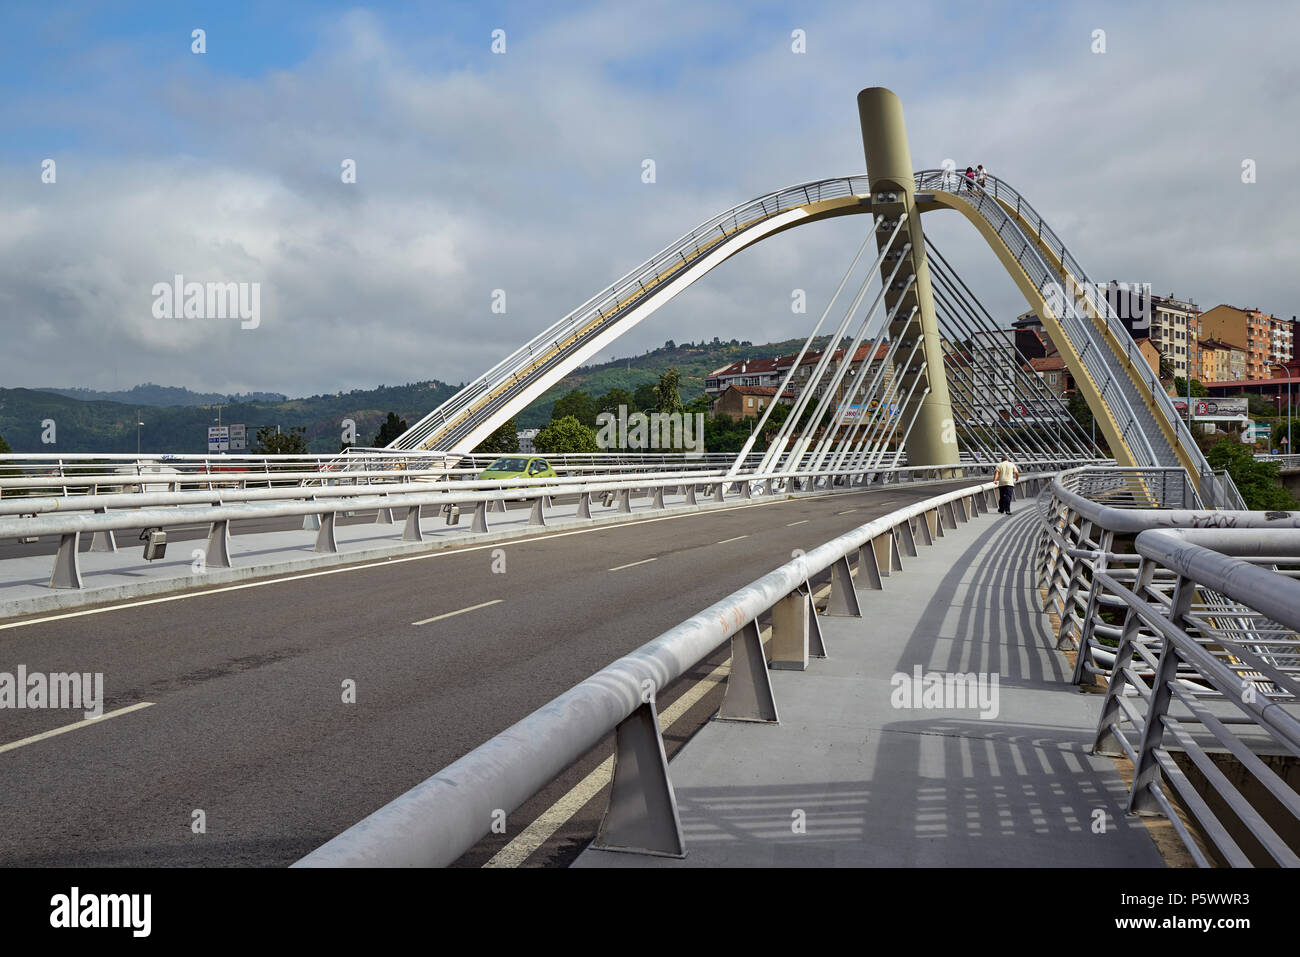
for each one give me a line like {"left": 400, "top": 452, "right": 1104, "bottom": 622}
{"left": 293, "top": 476, "right": 1039, "bottom": 868}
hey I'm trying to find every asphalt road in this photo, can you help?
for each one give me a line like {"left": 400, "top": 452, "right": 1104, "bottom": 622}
{"left": 0, "top": 481, "right": 975, "bottom": 867}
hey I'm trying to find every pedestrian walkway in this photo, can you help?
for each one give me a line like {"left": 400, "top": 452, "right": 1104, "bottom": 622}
{"left": 573, "top": 504, "right": 1167, "bottom": 867}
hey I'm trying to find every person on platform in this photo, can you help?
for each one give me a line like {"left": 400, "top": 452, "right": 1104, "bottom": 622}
{"left": 995, "top": 456, "right": 1020, "bottom": 515}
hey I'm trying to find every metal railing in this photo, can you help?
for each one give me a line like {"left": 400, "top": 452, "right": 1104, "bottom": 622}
{"left": 294, "top": 474, "right": 1049, "bottom": 866}
{"left": 914, "top": 169, "right": 1216, "bottom": 484}
{"left": 2, "top": 458, "right": 1092, "bottom": 592}
{"left": 1036, "top": 466, "right": 1300, "bottom": 867}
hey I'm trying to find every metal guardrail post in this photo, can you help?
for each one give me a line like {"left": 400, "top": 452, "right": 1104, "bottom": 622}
{"left": 591, "top": 698, "right": 684, "bottom": 857}
{"left": 718, "top": 621, "right": 780, "bottom": 722}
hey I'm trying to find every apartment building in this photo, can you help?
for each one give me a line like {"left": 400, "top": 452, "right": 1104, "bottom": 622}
{"left": 1199, "top": 304, "right": 1290, "bottom": 380}
{"left": 1198, "top": 338, "right": 1247, "bottom": 383}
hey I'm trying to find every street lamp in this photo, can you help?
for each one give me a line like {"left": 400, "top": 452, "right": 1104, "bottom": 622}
{"left": 136, "top": 410, "right": 144, "bottom": 457}
{"left": 1270, "top": 362, "right": 1292, "bottom": 456}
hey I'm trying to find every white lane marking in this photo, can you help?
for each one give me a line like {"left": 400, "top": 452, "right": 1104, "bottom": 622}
{"left": 412, "top": 599, "right": 503, "bottom": 627}
{"left": 0, "top": 702, "right": 155, "bottom": 755}
{"left": 608, "top": 557, "right": 656, "bottom": 572}
{"left": 837, "top": 508, "right": 858, "bottom": 515}
{"left": 0, "top": 482, "right": 951, "bottom": 634}
{"left": 483, "top": 657, "right": 732, "bottom": 869}
{"left": 715, "top": 535, "right": 748, "bottom": 545}
{"left": 785, "top": 520, "right": 809, "bottom": 527}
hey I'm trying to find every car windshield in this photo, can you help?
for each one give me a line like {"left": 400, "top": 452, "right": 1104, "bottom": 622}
{"left": 486, "top": 458, "right": 529, "bottom": 472}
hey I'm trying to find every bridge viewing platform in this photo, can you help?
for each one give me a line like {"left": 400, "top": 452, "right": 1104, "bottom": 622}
{"left": 574, "top": 503, "right": 1167, "bottom": 868}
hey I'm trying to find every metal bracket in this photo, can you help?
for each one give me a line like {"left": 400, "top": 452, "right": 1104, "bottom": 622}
{"left": 375, "top": 506, "right": 395, "bottom": 525}
{"left": 472, "top": 500, "right": 490, "bottom": 534}
{"left": 206, "top": 520, "right": 232, "bottom": 568}
{"left": 592, "top": 699, "right": 686, "bottom": 858}
{"left": 50, "top": 532, "right": 83, "bottom": 589}
{"left": 528, "top": 497, "right": 547, "bottom": 526}
{"left": 719, "top": 621, "right": 780, "bottom": 722}
{"left": 403, "top": 505, "right": 424, "bottom": 542}
{"left": 824, "top": 554, "right": 862, "bottom": 616}
{"left": 314, "top": 512, "right": 338, "bottom": 553}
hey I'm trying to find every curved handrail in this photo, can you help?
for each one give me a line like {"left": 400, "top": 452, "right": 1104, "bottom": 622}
{"left": 915, "top": 170, "right": 1211, "bottom": 479}
{"left": 393, "top": 174, "right": 872, "bottom": 452}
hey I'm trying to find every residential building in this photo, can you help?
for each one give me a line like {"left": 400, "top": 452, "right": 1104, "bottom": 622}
{"left": 1028, "top": 356, "right": 1075, "bottom": 399}
{"left": 516, "top": 429, "right": 540, "bottom": 453}
{"left": 1098, "top": 284, "right": 1200, "bottom": 380}
{"left": 704, "top": 356, "right": 789, "bottom": 396}
{"left": 1199, "top": 338, "right": 1246, "bottom": 383}
{"left": 710, "top": 385, "right": 794, "bottom": 421}
{"left": 1199, "top": 304, "right": 1285, "bottom": 380}
{"left": 787, "top": 343, "right": 896, "bottom": 408}
{"left": 1134, "top": 338, "right": 1162, "bottom": 378}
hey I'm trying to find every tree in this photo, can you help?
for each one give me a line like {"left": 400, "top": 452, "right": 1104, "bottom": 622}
{"left": 551, "top": 389, "right": 597, "bottom": 427}
{"left": 1239, "top": 392, "right": 1277, "bottom": 418}
{"left": 534, "top": 415, "right": 600, "bottom": 454}
{"left": 370, "top": 412, "right": 408, "bottom": 447}
{"left": 253, "top": 426, "right": 308, "bottom": 455}
{"left": 1157, "top": 352, "right": 1175, "bottom": 381}
{"left": 1205, "top": 439, "right": 1296, "bottom": 510}
{"left": 1173, "top": 377, "right": 1209, "bottom": 398}
{"left": 1270, "top": 418, "right": 1298, "bottom": 450}
{"left": 654, "top": 368, "right": 684, "bottom": 414}
{"left": 633, "top": 382, "right": 658, "bottom": 412}
{"left": 0, "top": 433, "right": 10, "bottom": 453}
{"left": 476, "top": 418, "right": 519, "bottom": 454}
{"left": 596, "top": 388, "right": 635, "bottom": 418}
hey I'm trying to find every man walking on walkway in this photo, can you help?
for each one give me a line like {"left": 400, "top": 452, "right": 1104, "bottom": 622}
{"left": 995, "top": 456, "right": 1019, "bottom": 514}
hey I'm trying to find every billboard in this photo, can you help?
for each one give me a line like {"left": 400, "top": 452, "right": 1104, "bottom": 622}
{"left": 1194, "top": 398, "right": 1249, "bottom": 418}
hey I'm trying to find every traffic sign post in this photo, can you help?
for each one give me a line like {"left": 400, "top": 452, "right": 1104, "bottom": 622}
{"left": 208, "top": 426, "right": 229, "bottom": 453}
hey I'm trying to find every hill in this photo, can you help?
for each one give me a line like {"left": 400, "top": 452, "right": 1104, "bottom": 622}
{"left": 0, "top": 381, "right": 458, "bottom": 454}
{"left": 36, "top": 383, "right": 288, "bottom": 407}
{"left": 0, "top": 337, "right": 834, "bottom": 452}
{"left": 513, "top": 336, "right": 832, "bottom": 428}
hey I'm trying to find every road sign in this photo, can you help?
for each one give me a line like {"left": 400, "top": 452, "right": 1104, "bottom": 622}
{"left": 208, "top": 426, "right": 229, "bottom": 452}
{"left": 228, "top": 424, "right": 246, "bottom": 452}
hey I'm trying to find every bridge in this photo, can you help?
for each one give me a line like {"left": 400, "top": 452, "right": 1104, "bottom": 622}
{"left": 0, "top": 89, "right": 1294, "bottom": 871}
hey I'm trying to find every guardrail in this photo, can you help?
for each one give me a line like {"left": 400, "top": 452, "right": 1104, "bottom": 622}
{"left": 0, "top": 450, "right": 766, "bottom": 498}
{"left": 2, "top": 460, "right": 1094, "bottom": 592}
{"left": 1257, "top": 453, "right": 1300, "bottom": 470}
{"left": 1035, "top": 466, "right": 1300, "bottom": 867}
{"left": 294, "top": 474, "right": 1048, "bottom": 866}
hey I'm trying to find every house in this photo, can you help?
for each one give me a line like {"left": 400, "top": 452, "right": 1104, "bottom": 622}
{"left": 710, "top": 385, "right": 795, "bottom": 421}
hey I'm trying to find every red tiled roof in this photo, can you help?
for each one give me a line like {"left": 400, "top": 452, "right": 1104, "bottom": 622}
{"left": 726, "top": 385, "right": 795, "bottom": 397}
{"left": 1029, "top": 357, "right": 1067, "bottom": 372}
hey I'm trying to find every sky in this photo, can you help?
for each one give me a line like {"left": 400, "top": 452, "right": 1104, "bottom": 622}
{"left": 1, "top": 0, "right": 1297, "bottom": 398}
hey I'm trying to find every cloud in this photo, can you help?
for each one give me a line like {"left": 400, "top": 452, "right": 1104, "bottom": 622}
{"left": 1, "top": 0, "right": 1298, "bottom": 400}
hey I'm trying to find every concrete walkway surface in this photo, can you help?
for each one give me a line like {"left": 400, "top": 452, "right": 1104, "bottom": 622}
{"left": 574, "top": 505, "right": 1166, "bottom": 867}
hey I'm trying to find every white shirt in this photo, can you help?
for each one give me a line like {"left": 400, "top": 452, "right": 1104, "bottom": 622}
{"left": 995, "top": 461, "right": 1018, "bottom": 486}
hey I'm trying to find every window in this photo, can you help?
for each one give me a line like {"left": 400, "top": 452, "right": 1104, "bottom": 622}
{"left": 746, "top": 397, "right": 754, "bottom": 407}
{"left": 1048, "top": 372, "right": 1059, "bottom": 385}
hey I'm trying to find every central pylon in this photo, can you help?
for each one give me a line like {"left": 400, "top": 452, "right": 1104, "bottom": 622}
{"left": 857, "top": 88, "right": 961, "bottom": 467}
